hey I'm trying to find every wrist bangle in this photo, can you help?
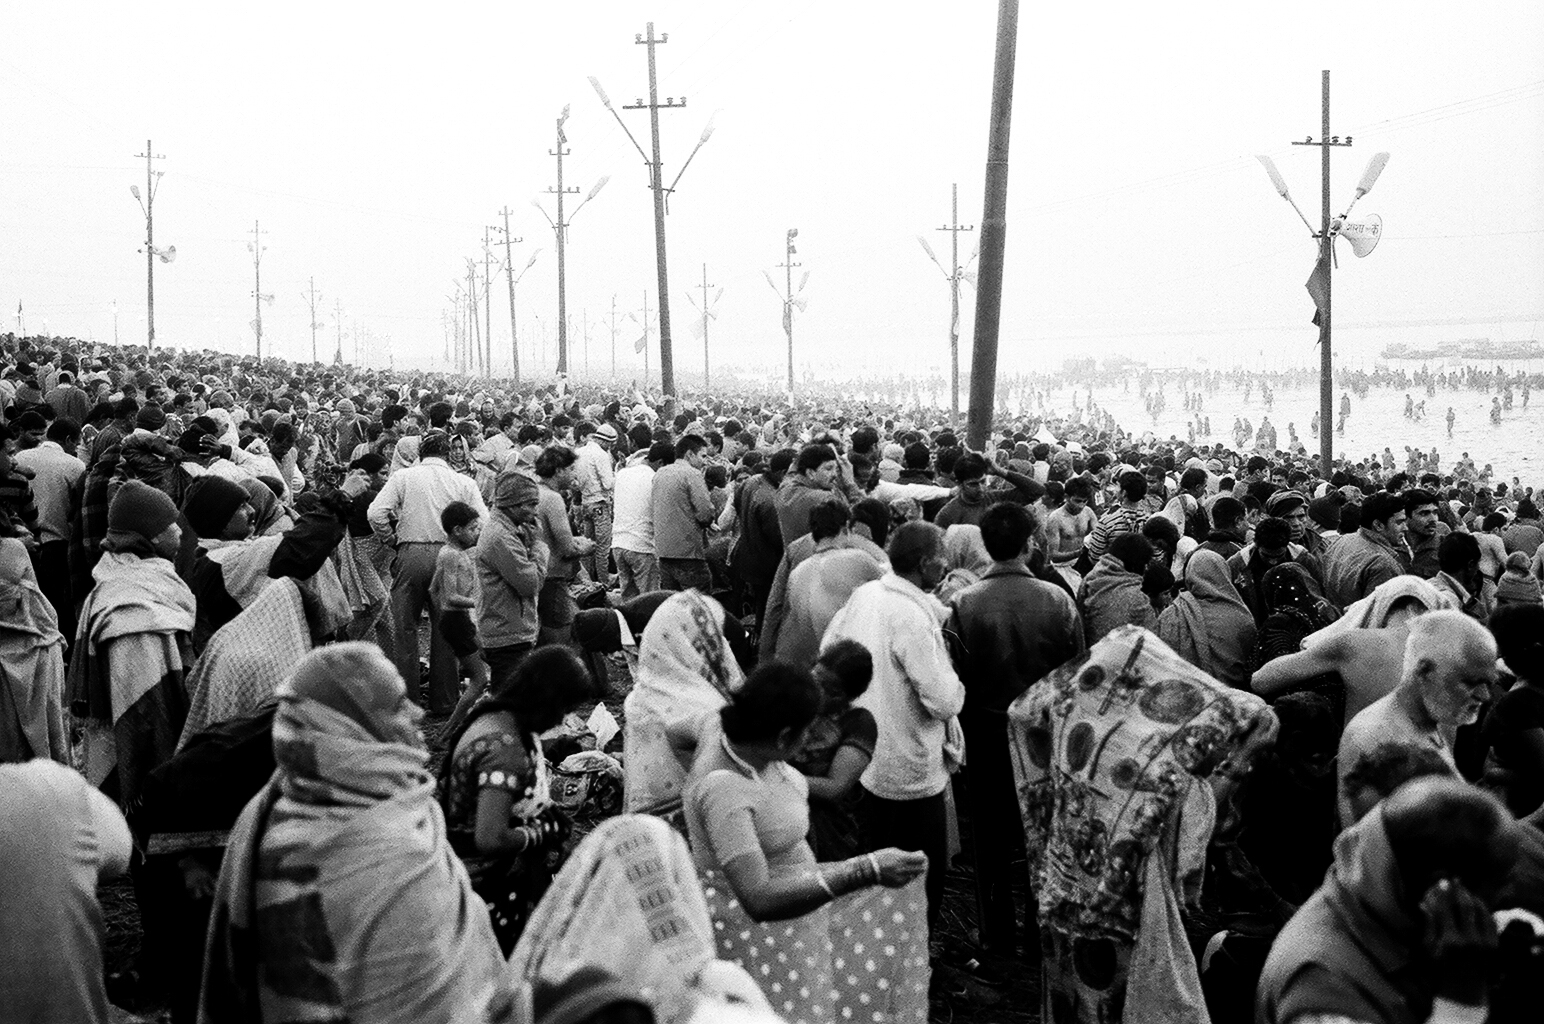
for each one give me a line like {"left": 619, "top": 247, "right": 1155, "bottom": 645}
{"left": 814, "top": 869, "right": 836, "bottom": 900}
{"left": 865, "top": 853, "right": 882, "bottom": 885}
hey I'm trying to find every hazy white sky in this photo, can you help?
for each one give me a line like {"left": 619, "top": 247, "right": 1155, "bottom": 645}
{"left": 3, "top": 1, "right": 1541, "bottom": 381}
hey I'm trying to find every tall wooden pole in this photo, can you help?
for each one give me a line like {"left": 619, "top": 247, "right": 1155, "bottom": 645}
{"left": 1318, "top": 71, "right": 1334, "bottom": 471}
{"left": 965, "top": 0, "right": 1020, "bottom": 452}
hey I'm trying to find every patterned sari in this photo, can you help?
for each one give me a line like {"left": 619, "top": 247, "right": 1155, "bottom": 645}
{"left": 1009, "top": 625, "right": 1269, "bottom": 1024}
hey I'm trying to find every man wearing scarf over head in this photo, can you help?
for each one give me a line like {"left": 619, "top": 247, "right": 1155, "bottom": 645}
{"left": 181, "top": 471, "right": 369, "bottom": 654}
{"left": 199, "top": 643, "right": 518, "bottom": 1024}
{"left": 69, "top": 480, "right": 197, "bottom": 809}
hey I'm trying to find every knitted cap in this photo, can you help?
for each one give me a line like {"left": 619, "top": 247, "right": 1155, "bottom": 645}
{"left": 1308, "top": 495, "right": 1342, "bottom": 530}
{"left": 1496, "top": 568, "right": 1543, "bottom": 605}
{"left": 181, "top": 475, "right": 251, "bottom": 538}
{"left": 109, "top": 480, "right": 179, "bottom": 539}
{"left": 593, "top": 423, "right": 618, "bottom": 443}
{"left": 493, "top": 469, "right": 540, "bottom": 508}
{"left": 136, "top": 403, "right": 168, "bottom": 431}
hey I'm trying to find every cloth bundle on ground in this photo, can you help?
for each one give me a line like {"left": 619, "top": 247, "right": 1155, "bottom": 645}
{"left": 0, "top": 536, "right": 69, "bottom": 762}
{"left": 1009, "top": 624, "right": 1269, "bottom": 1024}
{"left": 622, "top": 591, "right": 745, "bottom": 816}
{"left": 199, "top": 643, "right": 516, "bottom": 1024}
{"left": 511, "top": 815, "right": 778, "bottom": 1024}
{"left": 177, "top": 578, "right": 310, "bottom": 750}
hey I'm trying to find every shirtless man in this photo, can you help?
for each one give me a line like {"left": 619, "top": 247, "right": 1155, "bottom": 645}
{"left": 1044, "top": 476, "right": 1096, "bottom": 567}
{"left": 1250, "top": 579, "right": 1454, "bottom": 723}
{"left": 1334, "top": 611, "right": 1495, "bottom": 826}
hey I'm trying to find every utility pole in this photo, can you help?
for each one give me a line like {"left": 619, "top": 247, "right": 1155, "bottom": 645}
{"left": 607, "top": 295, "right": 621, "bottom": 376}
{"left": 498, "top": 208, "right": 524, "bottom": 382}
{"left": 1292, "top": 70, "right": 1353, "bottom": 472}
{"left": 642, "top": 290, "right": 651, "bottom": 382}
{"left": 482, "top": 226, "right": 496, "bottom": 375}
{"left": 132, "top": 140, "right": 165, "bottom": 350}
{"left": 248, "top": 221, "right": 270, "bottom": 360}
{"left": 622, "top": 24, "right": 684, "bottom": 398}
{"left": 698, "top": 263, "right": 714, "bottom": 388}
{"left": 333, "top": 299, "right": 344, "bottom": 365}
{"left": 965, "top": 0, "right": 1021, "bottom": 452}
{"left": 778, "top": 230, "right": 801, "bottom": 392}
{"left": 302, "top": 278, "right": 323, "bottom": 364}
{"left": 465, "top": 259, "right": 482, "bottom": 375}
{"left": 936, "top": 184, "right": 974, "bottom": 419}
{"left": 583, "top": 309, "right": 590, "bottom": 376}
{"left": 549, "top": 110, "right": 579, "bottom": 376}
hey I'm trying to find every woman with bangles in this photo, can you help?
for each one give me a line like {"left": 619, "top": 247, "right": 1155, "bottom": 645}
{"left": 683, "top": 659, "right": 932, "bottom": 1024}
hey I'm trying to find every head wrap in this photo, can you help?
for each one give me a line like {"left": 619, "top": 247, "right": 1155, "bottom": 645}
{"left": 136, "top": 403, "right": 168, "bottom": 431}
{"left": 493, "top": 469, "right": 540, "bottom": 509}
{"left": 182, "top": 475, "right": 251, "bottom": 539}
{"left": 109, "top": 479, "right": 179, "bottom": 540}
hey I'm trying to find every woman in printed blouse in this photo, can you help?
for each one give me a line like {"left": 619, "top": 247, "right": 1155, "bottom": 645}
{"left": 439, "top": 645, "right": 594, "bottom": 954}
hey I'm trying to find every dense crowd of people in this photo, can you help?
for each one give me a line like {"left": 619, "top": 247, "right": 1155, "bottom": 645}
{"left": 1, "top": 334, "right": 1543, "bottom": 1024}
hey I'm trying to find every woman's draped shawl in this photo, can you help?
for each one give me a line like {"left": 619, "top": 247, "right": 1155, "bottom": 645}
{"left": 204, "top": 534, "right": 354, "bottom": 638}
{"left": 177, "top": 578, "right": 309, "bottom": 751}
{"left": 70, "top": 550, "right": 196, "bottom": 795}
{"left": 623, "top": 591, "right": 745, "bottom": 815}
{"left": 1157, "top": 549, "right": 1257, "bottom": 688}
{"left": 1009, "top": 625, "right": 1267, "bottom": 1020}
{"left": 199, "top": 696, "right": 516, "bottom": 1024}
{"left": 0, "top": 537, "right": 68, "bottom": 762}
{"left": 1305, "top": 574, "right": 1454, "bottom": 649}
{"left": 510, "top": 815, "right": 728, "bottom": 1024}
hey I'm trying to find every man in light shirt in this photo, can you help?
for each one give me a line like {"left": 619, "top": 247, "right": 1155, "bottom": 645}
{"left": 14, "top": 417, "right": 85, "bottom": 638}
{"left": 573, "top": 422, "right": 617, "bottom": 585}
{"left": 612, "top": 441, "right": 673, "bottom": 599}
{"left": 368, "top": 429, "right": 488, "bottom": 712}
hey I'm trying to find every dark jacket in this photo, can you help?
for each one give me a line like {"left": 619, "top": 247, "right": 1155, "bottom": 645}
{"left": 775, "top": 474, "right": 846, "bottom": 547}
{"left": 730, "top": 473, "right": 785, "bottom": 588}
{"left": 948, "top": 564, "right": 1085, "bottom": 716}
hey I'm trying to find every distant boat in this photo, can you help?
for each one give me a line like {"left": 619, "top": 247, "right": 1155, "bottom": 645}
{"left": 1379, "top": 338, "right": 1542, "bottom": 361}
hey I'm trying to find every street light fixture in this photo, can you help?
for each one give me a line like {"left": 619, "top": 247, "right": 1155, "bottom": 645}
{"left": 1255, "top": 70, "right": 1389, "bottom": 469}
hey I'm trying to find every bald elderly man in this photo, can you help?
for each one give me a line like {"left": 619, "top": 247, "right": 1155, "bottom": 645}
{"left": 1335, "top": 610, "right": 1497, "bottom": 828}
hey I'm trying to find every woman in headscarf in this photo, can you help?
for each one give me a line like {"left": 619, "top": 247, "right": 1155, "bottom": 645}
{"left": 241, "top": 477, "right": 293, "bottom": 537}
{"left": 685, "top": 661, "right": 933, "bottom": 1024}
{"left": 622, "top": 590, "right": 748, "bottom": 819}
{"left": 199, "top": 643, "right": 517, "bottom": 1024}
{"left": 1253, "top": 562, "right": 1340, "bottom": 670}
{"left": 439, "top": 646, "right": 593, "bottom": 955}
{"left": 389, "top": 432, "right": 420, "bottom": 475}
{"left": 0, "top": 536, "right": 68, "bottom": 762}
{"left": 1009, "top": 625, "right": 1275, "bottom": 1024}
{"left": 511, "top": 814, "right": 782, "bottom": 1024}
{"left": 934, "top": 523, "right": 992, "bottom": 605}
{"left": 1158, "top": 548, "right": 1258, "bottom": 688}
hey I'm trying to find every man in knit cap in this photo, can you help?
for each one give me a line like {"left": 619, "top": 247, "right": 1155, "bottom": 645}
{"left": 69, "top": 480, "right": 197, "bottom": 808}
{"left": 181, "top": 472, "right": 367, "bottom": 652}
{"left": 475, "top": 469, "right": 549, "bottom": 696}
